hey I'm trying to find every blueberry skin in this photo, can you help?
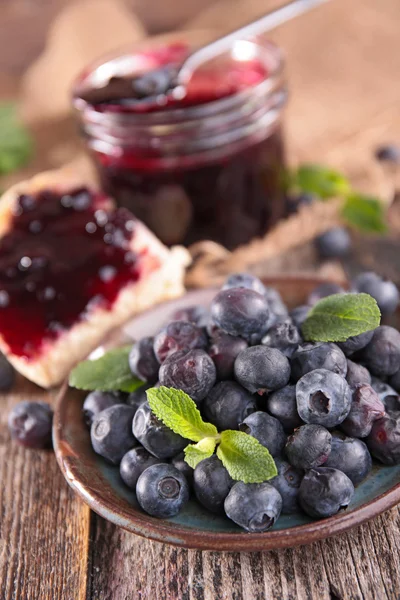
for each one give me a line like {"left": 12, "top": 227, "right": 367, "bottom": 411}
{"left": 325, "top": 435, "right": 372, "bottom": 485}
{"left": 224, "top": 482, "right": 282, "bottom": 532}
{"left": 359, "top": 326, "right": 400, "bottom": 377}
{"left": 375, "top": 144, "right": 400, "bottom": 163}
{"left": 270, "top": 458, "right": 304, "bottom": 514}
{"left": 153, "top": 320, "right": 207, "bottom": 364}
{"left": 266, "top": 385, "right": 303, "bottom": 431}
{"left": 367, "top": 414, "right": 400, "bottom": 465}
{"left": 159, "top": 349, "right": 216, "bottom": 405}
{"left": 91, "top": 404, "right": 137, "bottom": 464}
{"left": 0, "top": 354, "right": 15, "bottom": 391}
{"left": 8, "top": 401, "right": 53, "bottom": 449}
{"left": 234, "top": 346, "right": 290, "bottom": 394}
{"left": 133, "top": 402, "right": 186, "bottom": 459}
{"left": 337, "top": 330, "right": 374, "bottom": 357}
{"left": 120, "top": 447, "right": 162, "bottom": 489}
{"left": 296, "top": 368, "right": 352, "bottom": 428}
{"left": 203, "top": 381, "right": 257, "bottom": 431}
{"left": 291, "top": 342, "right": 347, "bottom": 381}
{"left": 128, "top": 337, "right": 159, "bottom": 383}
{"left": 83, "top": 390, "right": 121, "bottom": 427}
{"left": 211, "top": 288, "right": 270, "bottom": 342}
{"left": 171, "top": 452, "right": 194, "bottom": 485}
{"left": 194, "top": 456, "right": 234, "bottom": 514}
{"left": 222, "top": 273, "right": 266, "bottom": 295}
{"left": 299, "top": 467, "right": 354, "bottom": 519}
{"left": 352, "top": 272, "right": 399, "bottom": 315}
{"left": 341, "top": 383, "right": 385, "bottom": 438}
{"left": 262, "top": 320, "right": 301, "bottom": 358}
{"left": 315, "top": 227, "right": 351, "bottom": 259}
{"left": 307, "top": 283, "right": 345, "bottom": 306}
{"left": 370, "top": 380, "right": 400, "bottom": 414}
{"left": 239, "top": 411, "right": 286, "bottom": 457}
{"left": 345, "top": 359, "right": 371, "bottom": 389}
{"left": 170, "top": 305, "right": 209, "bottom": 327}
{"left": 136, "top": 464, "right": 190, "bottom": 518}
{"left": 126, "top": 384, "right": 151, "bottom": 412}
{"left": 264, "top": 287, "right": 289, "bottom": 326}
{"left": 389, "top": 369, "right": 400, "bottom": 394}
{"left": 290, "top": 305, "right": 310, "bottom": 328}
{"left": 208, "top": 331, "right": 248, "bottom": 380}
{"left": 285, "top": 424, "right": 331, "bottom": 469}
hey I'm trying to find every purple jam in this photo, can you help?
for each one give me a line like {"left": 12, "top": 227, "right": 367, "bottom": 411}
{"left": 0, "top": 188, "right": 151, "bottom": 359}
{"left": 74, "top": 41, "right": 287, "bottom": 249}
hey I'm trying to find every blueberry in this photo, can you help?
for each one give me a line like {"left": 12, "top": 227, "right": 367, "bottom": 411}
{"left": 389, "top": 369, "right": 400, "bottom": 394}
{"left": 222, "top": 273, "right": 266, "bottom": 295}
{"left": 325, "top": 435, "right": 372, "bottom": 485}
{"left": 375, "top": 144, "right": 400, "bottom": 163}
{"left": 291, "top": 342, "right": 347, "bottom": 381}
{"left": 120, "top": 446, "right": 162, "bottom": 489}
{"left": 370, "top": 379, "right": 400, "bottom": 414}
{"left": 296, "top": 368, "right": 352, "bottom": 428}
{"left": 266, "top": 384, "right": 303, "bottom": 431}
{"left": 159, "top": 349, "right": 216, "bottom": 404}
{"left": 359, "top": 326, "right": 400, "bottom": 377}
{"left": 91, "top": 404, "right": 136, "bottom": 464}
{"left": 286, "top": 193, "right": 314, "bottom": 215}
{"left": 8, "top": 401, "right": 53, "bottom": 448}
{"left": 208, "top": 331, "right": 248, "bottom": 380}
{"left": 126, "top": 384, "right": 151, "bottom": 412}
{"left": 262, "top": 320, "right": 301, "bottom": 358}
{"left": 299, "top": 467, "right": 354, "bottom": 518}
{"left": 239, "top": 411, "right": 286, "bottom": 457}
{"left": 285, "top": 424, "right": 331, "bottom": 469}
{"left": 132, "top": 402, "right": 186, "bottom": 459}
{"left": 171, "top": 451, "right": 194, "bottom": 485}
{"left": 337, "top": 330, "right": 374, "bottom": 356}
{"left": 203, "top": 381, "right": 257, "bottom": 430}
{"left": 224, "top": 482, "right": 282, "bottom": 532}
{"left": 341, "top": 383, "right": 385, "bottom": 438}
{"left": 366, "top": 414, "right": 400, "bottom": 465}
{"left": 132, "top": 65, "right": 178, "bottom": 99}
{"left": 234, "top": 346, "right": 290, "bottom": 394}
{"left": 345, "top": 359, "right": 371, "bottom": 389}
{"left": 315, "top": 227, "right": 351, "bottom": 259}
{"left": 211, "top": 288, "right": 270, "bottom": 342}
{"left": 352, "top": 272, "right": 399, "bottom": 315}
{"left": 136, "top": 464, "right": 189, "bottom": 518}
{"left": 263, "top": 287, "right": 289, "bottom": 326}
{"left": 0, "top": 354, "right": 14, "bottom": 391}
{"left": 83, "top": 390, "right": 121, "bottom": 427}
{"left": 153, "top": 320, "right": 207, "bottom": 364}
{"left": 170, "top": 305, "right": 209, "bottom": 327}
{"left": 128, "top": 337, "right": 159, "bottom": 383}
{"left": 307, "top": 283, "right": 345, "bottom": 306}
{"left": 290, "top": 305, "right": 310, "bottom": 328}
{"left": 270, "top": 458, "right": 303, "bottom": 514}
{"left": 194, "top": 455, "right": 233, "bottom": 514}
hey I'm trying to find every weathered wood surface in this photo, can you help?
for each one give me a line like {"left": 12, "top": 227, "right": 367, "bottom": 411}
{"left": 2, "top": 0, "right": 400, "bottom": 598}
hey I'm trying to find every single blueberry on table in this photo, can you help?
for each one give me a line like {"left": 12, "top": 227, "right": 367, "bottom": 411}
{"left": 222, "top": 273, "right": 266, "bottom": 296}
{"left": 128, "top": 337, "right": 159, "bottom": 383}
{"left": 358, "top": 326, "right": 400, "bottom": 377}
{"left": 91, "top": 404, "right": 137, "bottom": 464}
{"left": 203, "top": 381, "right": 257, "bottom": 431}
{"left": 375, "top": 144, "right": 400, "bottom": 163}
{"left": 366, "top": 414, "right": 400, "bottom": 465}
{"left": 352, "top": 271, "right": 399, "bottom": 315}
{"left": 153, "top": 320, "right": 207, "bottom": 364}
{"left": 171, "top": 451, "right": 194, "bottom": 485}
{"left": 325, "top": 435, "right": 372, "bottom": 485}
{"left": 285, "top": 424, "right": 331, "bottom": 470}
{"left": 194, "top": 455, "right": 234, "bottom": 514}
{"left": 239, "top": 411, "right": 286, "bottom": 457}
{"left": 340, "top": 383, "right": 385, "bottom": 438}
{"left": 170, "top": 304, "right": 209, "bottom": 327}
{"left": 262, "top": 320, "right": 301, "bottom": 358}
{"left": 8, "top": 401, "right": 53, "bottom": 449}
{"left": 83, "top": 390, "right": 121, "bottom": 427}
{"left": 0, "top": 354, "right": 15, "bottom": 391}
{"left": 211, "top": 288, "right": 270, "bottom": 342}
{"left": 132, "top": 402, "right": 186, "bottom": 459}
{"left": 266, "top": 384, "right": 303, "bottom": 431}
{"left": 224, "top": 482, "right": 282, "bottom": 532}
{"left": 345, "top": 359, "right": 371, "bottom": 389}
{"left": 270, "top": 458, "right": 304, "bottom": 514}
{"left": 291, "top": 342, "right": 347, "bottom": 381}
{"left": 159, "top": 348, "right": 216, "bottom": 405}
{"left": 234, "top": 345, "right": 290, "bottom": 394}
{"left": 337, "top": 330, "right": 375, "bottom": 357}
{"left": 296, "top": 368, "right": 352, "bottom": 428}
{"left": 307, "top": 282, "right": 345, "bottom": 306}
{"left": 315, "top": 227, "right": 351, "bottom": 259}
{"left": 208, "top": 331, "right": 248, "bottom": 380}
{"left": 120, "top": 446, "right": 162, "bottom": 489}
{"left": 299, "top": 467, "right": 354, "bottom": 518}
{"left": 136, "top": 464, "right": 190, "bottom": 518}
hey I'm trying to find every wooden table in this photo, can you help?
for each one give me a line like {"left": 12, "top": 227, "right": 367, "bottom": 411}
{"left": 2, "top": 0, "right": 400, "bottom": 598}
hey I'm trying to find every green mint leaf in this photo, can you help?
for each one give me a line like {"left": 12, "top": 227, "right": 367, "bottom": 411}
{"left": 0, "top": 103, "right": 33, "bottom": 174}
{"left": 341, "top": 193, "right": 387, "bottom": 234}
{"left": 292, "top": 164, "right": 351, "bottom": 199}
{"left": 69, "top": 345, "right": 142, "bottom": 392}
{"left": 147, "top": 387, "right": 218, "bottom": 442}
{"left": 216, "top": 430, "right": 277, "bottom": 483}
{"left": 302, "top": 293, "right": 381, "bottom": 343}
{"left": 184, "top": 437, "right": 217, "bottom": 469}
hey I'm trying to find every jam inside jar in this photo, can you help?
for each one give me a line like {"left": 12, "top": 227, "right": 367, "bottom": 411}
{"left": 73, "top": 38, "right": 288, "bottom": 249}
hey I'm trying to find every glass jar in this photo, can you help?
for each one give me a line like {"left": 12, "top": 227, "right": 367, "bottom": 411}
{"left": 73, "top": 37, "right": 288, "bottom": 249}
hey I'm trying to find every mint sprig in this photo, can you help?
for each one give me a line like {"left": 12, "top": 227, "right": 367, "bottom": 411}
{"left": 0, "top": 103, "right": 33, "bottom": 175}
{"left": 217, "top": 430, "right": 277, "bottom": 483}
{"left": 291, "top": 164, "right": 351, "bottom": 199}
{"left": 302, "top": 292, "right": 381, "bottom": 343}
{"left": 184, "top": 438, "right": 217, "bottom": 468}
{"left": 341, "top": 193, "right": 387, "bottom": 234}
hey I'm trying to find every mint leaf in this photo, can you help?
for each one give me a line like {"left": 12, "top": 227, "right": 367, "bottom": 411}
{"left": 184, "top": 437, "right": 217, "bottom": 468}
{"left": 147, "top": 387, "right": 218, "bottom": 442}
{"left": 341, "top": 193, "right": 387, "bottom": 234}
{"left": 69, "top": 345, "right": 142, "bottom": 392}
{"left": 292, "top": 164, "right": 351, "bottom": 199}
{"left": 302, "top": 293, "right": 381, "bottom": 343}
{"left": 0, "top": 103, "right": 33, "bottom": 174}
{"left": 216, "top": 430, "right": 277, "bottom": 483}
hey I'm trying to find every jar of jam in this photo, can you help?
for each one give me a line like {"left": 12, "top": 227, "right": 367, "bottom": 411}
{"left": 73, "top": 37, "right": 288, "bottom": 249}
